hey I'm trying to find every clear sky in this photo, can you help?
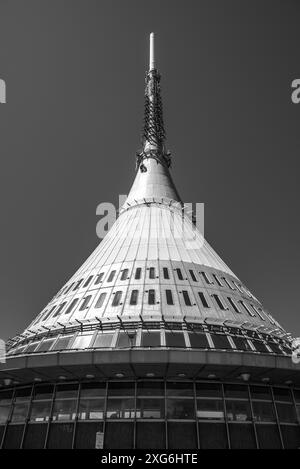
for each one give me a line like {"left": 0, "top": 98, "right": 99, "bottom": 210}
{"left": 0, "top": 0, "right": 299, "bottom": 339}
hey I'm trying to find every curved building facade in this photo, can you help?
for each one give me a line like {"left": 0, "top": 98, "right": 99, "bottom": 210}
{"left": 0, "top": 34, "right": 299, "bottom": 449}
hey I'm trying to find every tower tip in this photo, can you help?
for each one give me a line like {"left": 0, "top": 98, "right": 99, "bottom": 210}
{"left": 149, "top": 32, "right": 155, "bottom": 71}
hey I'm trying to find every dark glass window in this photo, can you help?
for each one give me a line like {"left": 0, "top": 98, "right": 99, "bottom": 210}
{"left": 136, "top": 422, "right": 165, "bottom": 449}
{"left": 212, "top": 274, "right": 223, "bottom": 286}
{"left": 240, "top": 300, "right": 255, "bottom": 316}
{"left": 166, "top": 382, "right": 194, "bottom": 397}
{"left": 196, "top": 383, "right": 222, "bottom": 398}
{"left": 227, "top": 297, "right": 241, "bottom": 313}
{"left": 256, "top": 424, "right": 282, "bottom": 449}
{"left": 29, "top": 401, "right": 52, "bottom": 422}
{"left": 165, "top": 331, "right": 185, "bottom": 348}
{"left": 52, "top": 336, "right": 72, "bottom": 351}
{"left": 165, "top": 289, "right": 174, "bottom": 305}
{"left": 36, "top": 339, "right": 55, "bottom": 352}
{"left": 73, "top": 279, "right": 83, "bottom": 290}
{"left": 135, "top": 268, "right": 142, "bottom": 280}
{"left": 276, "top": 403, "right": 297, "bottom": 423}
{"left": 130, "top": 289, "right": 138, "bottom": 305}
{"left": 106, "top": 398, "right": 135, "bottom": 419}
{"left": 83, "top": 276, "right": 93, "bottom": 287}
{"left": 23, "top": 423, "right": 47, "bottom": 449}
{"left": 79, "top": 295, "right": 92, "bottom": 311}
{"left": 11, "top": 403, "right": 30, "bottom": 422}
{"left": 167, "top": 399, "right": 195, "bottom": 419}
{"left": 232, "top": 336, "right": 252, "bottom": 351}
{"left": 80, "top": 383, "right": 106, "bottom": 398}
{"left": 197, "top": 399, "right": 225, "bottom": 420}
{"left": 188, "top": 332, "right": 209, "bottom": 349}
{"left": 75, "top": 422, "right": 104, "bottom": 449}
{"left": 252, "top": 340, "right": 269, "bottom": 353}
{"left": 224, "top": 384, "right": 249, "bottom": 399}
{"left": 141, "top": 331, "right": 161, "bottom": 347}
{"left": 116, "top": 331, "right": 136, "bottom": 348}
{"left": 107, "top": 382, "right": 135, "bottom": 397}
{"left": 176, "top": 268, "right": 183, "bottom": 280}
{"left": 294, "top": 389, "right": 300, "bottom": 403}
{"left": 182, "top": 290, "right": 192, "bottom": 306}
{"left": 93, "top": 333, "right": 114, "bottom": 348}
{"left": 121, "top": 269, "right": 129, "bottom": 280}
{"left": 273, "top": 387, "right": 292, "bottom": 402}
{"left": 104, "top": 422, "right": 134, "bottom": 449}
{"left": 52, "top": 400, "right": 77, "bottom": 421}
{"left": 55, "top": 384, "right": 78, "bottom": 399}
{"left": 95, "top": 292, "right": 107, "bottom": 308}
{"left": 0, "top": 390, "right": 13, "bottom": 405}
{"left": 280, "top": 425, "right": 300, "bottom": 449}
{"left": 189, "top": 270, "right": 197, "bottom": 281}
{"left": 198, "top": 422, "right": 228, "bottom": 449}
{"left": 112, "top": 291, "right": 122, "bottom": 306}
{"left": 168, "top": 422, "right": 198, "bottom": 449}
{"left": 136, "top": 399, "right": 165, "bottom": 419}
{"left": 252, "top": 401, "right": 276, "bottom": 422}
{"left": 2, "top": 424, "right": 24, "bottom": 449}
{"left": 250, "top": 385, "right": 272, "bottom": 400}
{"left": 148, "top": 289, "right": 155, "bottom": 305}
{"left": 163, "top": 267, "right": 169, "bottom": 279}
{"left": 15, "top": 387, "right": 31, "bottom": 402}
{"left": 137, "top": 382, "right": 164, "bottom": 396}
{"left": 226, "top": 401, "right": 251, "bottom": 421}
{"left": 78, "top": 399, "right": 105, "bottom": 420}
{"left": 107, "top": 270, "right": 116, "bottom": 282}
{"left": 64, "top": 298, "right": 79, "bottom": 315}
{"left": 201, "top": 272, "right": 213, "bottom": 284}
{"left": 47, "top": 423, "right": 74, "bottom": 449}
{"left": 228, "top": 423, "right": 256, "bottom": 449}
{"left": 212, "top": 334, "right": 232, "bottom": 350}
{"left": 212, "top": 294, "right": 226, "bottom": 310}
{"left": 0, "top": 406, "right": 10, "bottom": 424}
{"left": 198, "top": 292, "right": 209, "bottom": 308}
{"left": 33, "top": 385, "right": 54, "bottom": 400}
{"left": 149, "top": 267, "right": 155, "bottom": 279}
{"left": 52, "top": 302, "right": 67, "bottom": 317}
{"left": 94, "top": 272, "right": 104, "bottom": 285}
{"left": 42, "top": 305, "right": 57, "bottom": 321}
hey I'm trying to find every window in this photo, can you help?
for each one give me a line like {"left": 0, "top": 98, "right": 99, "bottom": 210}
{"left": 112, "top": 291, "right": 122, "bottom": 306}
{"left": 182, "top": 290, "right": 192, "bottom": 306}
{"left": 163, "top": 267, "right": 169, "bottom": 279}
{"left": 52, "top": 336, "right": 72, "bottom": 351}
{"left": 198, "top": 292, "right": 209, "bottom": 308}
{"left": 42, "top": 305, "right": 57, "bottom": 321}
{"left": 189, "top": 270, "right": 197, "bottom": 282}
{"left": 136, "top": 399, "right": 165, "bottom": 419}
{"left": 165, "top": 332, "right": 186, "bottom": 348}
{"left": 79, "top": 295, "right": 92, "bottom": 311}
{"left": 64, "top": 298, "right": 79, "bottom": 315}
{"left": 212, "top": 294, "right": 227, "bottom": 310}
{"left": 73, "top": 279, "right": 83, "bottom": 290}
{"left": 240, "top": 300, "right": 255, "bottom": 317}
{"left": 165, "top": 289, "right": 174, "bottom": 305}
{"left": 148, "top": 289, "right": 155, "bottom": 305}
{"left": 222, "top": 277, "right": 235, "bottom": 290}
{"left": 83, "top": 276, "right": 93, "bottom": 287}
{"left": 71, "top": 333, "right": 93, "bottom": 349}
{"left": 135, "top": 268, "right": 142, "bottom": 280}
{"left": 107, "top": 270, "right": 116, "bottom": 282}
{"left": 197, "top": 400, "right": 224, "bottom": 420}
{"left": 95, "top": 292, "right": 107, "bottom": 308}
{"left": 211, "top": 334, "right": 232, "bottom": 350}
{"left": 176, "top": 268, "right": 183, "bottom": 280}
{"left": 252, "top": 305, "right": 266, "bottom": 321}
{"left": 167, "top": 399, "right": 195, "bottom": 419}
{"left": 94, "top": 272, "right": 104, "bottom": 285}
{"left": 52, "top": 302, "right": 67, "bottom": 317}
{"left": 106, "top": 399, "right": 135, "bottom": 419}
{"left": 64, "top": 283, "right": 75, "bottom": 294}
{"left": 227, "top": 297, "right": 241, "bottom": 313}
{"left": 116, "top": 332, "right": 136, "bottom": 348}
{"left": 149, "top": 267, "right": 155, "bottom": 279}
{"left": 130, "top": 290, "right": 139, "bottom": 305}
{"left": 213, "top": 274, "right": 223, "bottom": 286}
{"left": 93, "top": 333, "right": 114, "bottom": 348}
{"left": 121, "top": 269, "right": 129, "bottom": 280}
{"left": 141, "top": 331, "right": 161, "bottom": 347}
{"left": 226, "top": 401, "right": 251, "bottom": 422}
{"left": 201, "top": 272, "right": 213, "bottom": 284}
{"left": 188, "top": 332, "right": 209, "bottom": 349}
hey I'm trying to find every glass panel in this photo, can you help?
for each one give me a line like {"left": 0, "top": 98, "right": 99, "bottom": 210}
{"left": 107, "top": 382, "right": 135, "bottom": 397}
{"left": 94, "top": 273, "right": 104, "bottom": 285}
{"left": 224, "top": 384, "right": 249, "bottom": 399}
{"left": 141, "top": 331, "right": 161, "bottom": 347}
{"left": 198, "top": 292, "right": 209, "bottom": 308}
{"left": 167, "top": 399, "right": 195, "bottom": 419}
{"left": 276, "top": 403, "right": 297, "bottom": 423}
{"left": 24, "top": 342, "right": 39, "bottom": 353}
{"left": 107, "top": 270, "right": 116, "bottom": 282}
{"left": 163, "top": 268, "right": 169, "bottom": 279}
{"left": 80, "top": 295, "right": 92, "bottom": 310}
{"left": 165, "top": 332, "right": 185, "bottom": 348}
{"left": 293, "top": 389, "right": 300, "bottom": 403}
{"left": 228, "top": 423, "right": 256, "bottom": 449}
{"left": 232, "top": 336, "right": 252, "bottom": 351}
{"left": 149, "top": 267, "right": 155, "bottom": 279}
{"left": 121, "top": 269, "right": 129, "bottom": 280}
{"left": 176, "top": 269, "right": 183, "bottom": 280}
{"left": 106, "top": 398, "right": 135, "bottom": 419}
{"left": 165, "top": 289, "right": 173, "bottom": 305}
{"left": 55, "top": 384, "right": 78, "bottom": 399}
{"left": 71, "top": 333, "right": 93, "bottom": 350}
{"left": 78, "top": 399, "right": 105, "bottom": 420}
{"left": 168, "top": 422, "right": 198, "bottom": 449}
{"left": 15, "top": 387, "right": 31, "bottom": 401}
{"left": 226, "top": 401, "right": 251, "bottom": 421}
{"left": 196, "top": 399, "right": 224, "bottom": 420}
{"left": 182, "top": 291, "right": 191, "bottom": 306}
{"left": 29, "top": 401, "right": 52, "bottom": 422}
{"left": 64, "top": 298, "right": 79, "bottom": 315}
{"left": 75, "top": 422, "right": 104, "bottom": 449}
{"left": 47, "top": 423, "right": 74, "bottom": 449}
{"left": 136, "top": 422, "right": 165, "bottom": 449}
{"left": 80, "top": 383, "right": 106, "bottom": 398}
{"left": 189, "top": 270, "right": 197, "bottom": 282}
{"left": 198, "top": 422, "right": 228, "bottom": 449}
{"left": 252, "top": 401, "right": 276, "bottom": 422}
{"left": 250, "top": 385, "right": 272, "bottom": 400}
{"left": 188, "top": 332, "right": 209, "bottom": 349}
{"left": 36, "top": 339, "right": 55, "bottom": 352}
{"left": 93, "top": 333, "right": 114, "bottom": 348}
{"left": 252, "top": 340, "right": 268, "bottom": 353}
{"left": 167, "top": 382, "right": 194, "bottom": 397}
{"left": 148, "top": 289, "right": 155, "bottom": 305}
{"left": 130, "top": 290, "right": 138, "bottom": 305}
{"left": 256, "top": 424, "right": 282, "bottom": 449}
{"left": 105, "top": 422, "right": 134, "bottom": 449}
{"left": 196, "top": 383, "right": 222, "bottom": 398}
{"left": 11, "top": 403, "right": 30, "bottom": 422}
{"left": 116, "top": 331, "right": 136, "bottom": 348}
{"left": 280, "top": 425, "right": 300, "bottom": 449}
{"left": 136, "top": 399, "right": 165, "bottom": 419}
{"left": 23, "top": 423, "right": 47, "bottom": 449}
{"left": 52, "top": 400, "right": 77, "bottom": 421}
{"left": 52, "top": 336, "right": 72, "bottom": 351}
{"left": 83, "top": 275, "right": 93, "bottom": 287}
{"left": 95, "top": 292, "right": 106, "bottom": 308}
{"left": 273, "top": 387, "right": 292, "bottom": 402}
{"left": 137, "top": 382, "right": 164, "bottom": 396}
{"left": 135, "top": 268, "right": 141, "bottom": 280}
{"left": 212, "top": 334, "right": 232, "bottom": 349}
{"left": 0, "top": 406, "right": 10, "bottom": 424}
{"left": 2, "top": 424, "right": 24, "bottom": 449}
{"left": 33, "top": 385, "right": 54, "bottom": 400}
{"left": 112, "top": 291, "right": 122, "bottom": 306}
{"left": 0, "top": 390, "right": 13, "bottom": 405}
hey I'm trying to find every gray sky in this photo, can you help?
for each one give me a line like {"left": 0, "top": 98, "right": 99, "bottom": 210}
{"left": 0, "top": 0, "right": 299, "bottom": 340}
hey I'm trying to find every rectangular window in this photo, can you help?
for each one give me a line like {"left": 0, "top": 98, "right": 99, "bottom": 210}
{"left": 165, "top": 332, "right": 186, "bottom": 348}
{"left": 95, "top": 292, "right": 107, "bottom": 308}
{"left": 252, "top": 305, "right": 266, "bottom": 321}
{"left": 233, "top": 281, "right": 243, "bottom": 293}
{"left": 73, "top": 279, "right": 83, "bottom": 290}
{"left": 222, "top": 277, "right": 235, "bottom": 290}
{"left": 240, "top": 300, "right": 255, "bottom": 317}
{"left": 71, "top": 333, "right": 93, "bottom": 350}
{"left": 198, "top": 292, "right": 209, "bottom": 308}
{"left": 64, "top": 283, "right": 75, "bottom": 294}
{"left": 141, "top": 331, "right": 161, "bottom": 347}
{"left": 149, "top": 267, "right": 155, "bottom": 279}
{"left": 130, "top": 290, "right": 139, "bottom": 305}
{"left": 213, "top": 274, "right": 223, "bottom": 286}
{"left": 107, "top": 270, "right": 116, "bottom": 282}
{"left": 52, "top": 302, "right": 67, "bottom": 317}
{"left": 94, "top": 272, "right": 104, "bottom": 285}
{"left": 165, "top": 289, "right": 174, "bottom": 305}
{"left": 163, "top": 267, "right": 169, "bottom": 279}
{"left": 189, "top": 270, "right": 197, "bottom": 282}
{"left": 212, "top": 294, "right": 227, "bottom": 310}
{"left": 121, "top": 269, "right": 129, "bottom": 280}
{"left": 201, "top": 272, "right": 213, "bottom": 284}
{"left": 182, "top": 290, "right": 192, "bottom": 306}
{"left": 93, "top": 333, "right": 114, "bottom": 348}
{"left": 188, "top": 332, "right": 210, "bottom": 349}
{"left": 135, "top": 268, "right": 142, "bottom": 280}
{"left": 176, "top": 268, "right": 183, "bottom": 280}
{"left": 64, "top": 298, "right": 79, "bottom": 315}
{"left": 112, "top": 291, "right": 122, "bottom": 306}
{"left": 148, "top": 289, "right": 155, "bottom": 305}
{"left": 79, "top": 295, "right": 92, "bottom": 311}
{"left": 83, "top": 276, "right": 93, "bottom": 287}
{"left": 42, "top": 305, "right": 57, "bottom": 321}
{"left": 227, "top": 297, "right": 241, "bottom": 313}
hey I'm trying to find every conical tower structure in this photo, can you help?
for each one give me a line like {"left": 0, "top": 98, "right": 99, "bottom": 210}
{"left": 0, "top": 34, "right": 299, "bottom": 450}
